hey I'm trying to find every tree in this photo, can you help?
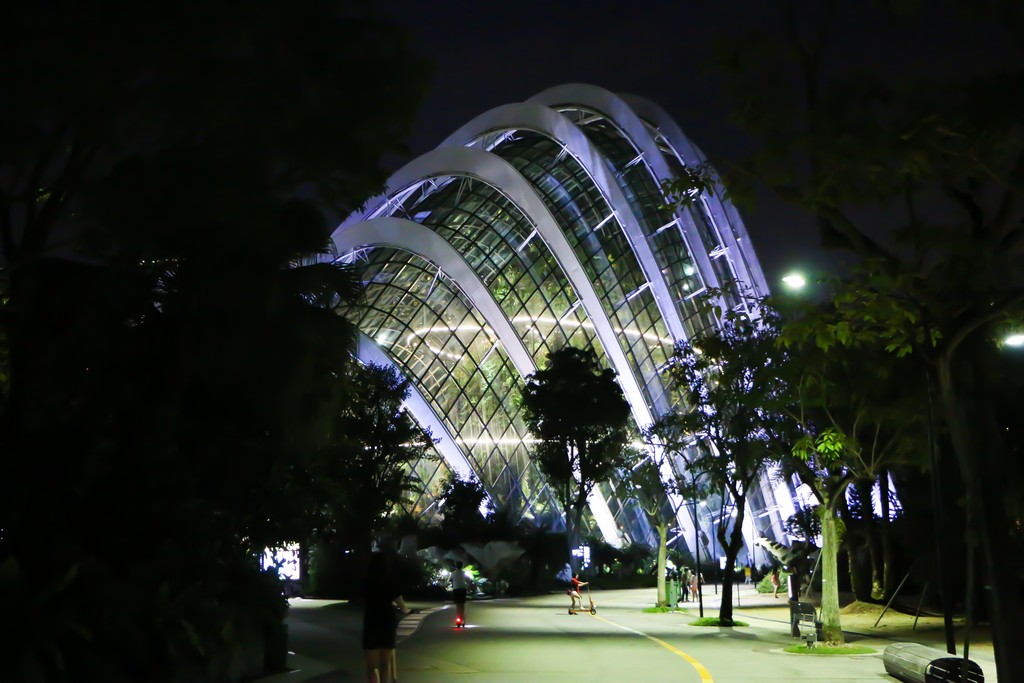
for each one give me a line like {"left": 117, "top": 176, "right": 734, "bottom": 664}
{"left": 319, "top": 362, "right": 437, "bottom": 552}
{"left": 843, "top": 477, "right": 891, "bottom": 602}
{"left": 621, "top": 455, "right": 686, "bottom": 608}
{"left": 643, "top": 420, "right": 718, "bottom": 617}
{"left": 0, "top": 272, "right": 8, "bottom": 411}
{"left": 438, "top": 471, "right": 490, "bottom": 540}
{"left": 519, "top": 347, "right": 632, "bottom": 563}
{"left": 701, "top": 3, "right": 1024, "bottom": 671}
{"left": 775, "top": 325, "right": 926, "bottom": 641}
{"left": 657, "top": 304, "right": 791, "bottom": 626}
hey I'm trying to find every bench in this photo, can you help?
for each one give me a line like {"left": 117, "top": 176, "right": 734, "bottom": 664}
{"left": 883, "top": 643, "right": 984, "bottom": 683}
{"left": 794, "top": 601, "right": 820, "bottom": 646}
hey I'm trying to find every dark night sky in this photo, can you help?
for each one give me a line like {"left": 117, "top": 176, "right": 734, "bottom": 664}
{"left": 377, "top": 0, "right": 1016, "bottom": 288}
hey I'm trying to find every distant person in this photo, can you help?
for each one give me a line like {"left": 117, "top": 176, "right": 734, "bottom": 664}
{"left": 362, "top": 552, "right": 411, "bottom": 683}
{"left": 450, "top": 561, "right": 468, "bottom": 627}
{"left": 569, "top": 572, "right": 588, "bottom": 611}
{"left": 690, "top": 571, "right": 699, "bottom": 601}
{"left": 770, "top": 566, "right": 781, "bottom": 599}
{"left": 744, "top": 565, "right": 752, "bottom": 585}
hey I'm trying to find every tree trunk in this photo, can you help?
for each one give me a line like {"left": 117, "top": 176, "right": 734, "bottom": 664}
{"left": 656, "top": 523, "right": 668, "bottom": 607}
{"left": 563, "top": 502, "right": 576, "bottom": 570}
{"left": 299, "top": 541, "right": 310, "bottom": 596}
{"left": 856, "top": 479, "right": 884, "bottom": 601}
{"left": 847, "top": 542, "right": 872, "bottom": 602}
{"left": 572, "top": 490, "right": 588, "bottom": 570}
{"left": 939, "top": 355, "right": 1024, "bottom": 682}
{"left": 818, "top": 505, "right": 844, "bottom": 644}
{"left": 867, "top": 530, "right": 883, "bottom": 601}
{"left": 879, "top": 471, "right": 894, "bottom": 601}
{"left": 717, "top": 501, "right": 747, "bottom": 625}
{"left": 838, "top": 496, "right": 872, "bottom": 602}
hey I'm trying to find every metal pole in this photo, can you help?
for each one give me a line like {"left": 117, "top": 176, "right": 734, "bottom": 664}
{"left": 692, "top": 476, "right": 704, "bottom": 618}
{"left": 874, "top": 570, "right": 912, "bottom": 628}
{"left": 712, "top": 508, "right": 719, "bottom": 595}
{"left": 963, "top": 524, "right": 975, "bottom": 678}
{"left": 802, "top": 547, "right": 823, "bottom": 601}
{"left": 925, "top": 366, "right": 957, "bottom": 654}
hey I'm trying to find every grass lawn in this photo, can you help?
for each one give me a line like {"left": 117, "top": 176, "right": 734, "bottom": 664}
{"left": 783, "top": 644, "right": 876, "bottom": 655}
{"left": 689, "top": 617, "right": 749, "bottom": 627}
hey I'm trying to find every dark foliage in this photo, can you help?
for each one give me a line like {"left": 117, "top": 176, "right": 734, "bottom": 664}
{"left": 519, "top": 347, "right": 632, "bottom": 557}
{"left": 0, "top": 2, "right": 429, "bottom": 680}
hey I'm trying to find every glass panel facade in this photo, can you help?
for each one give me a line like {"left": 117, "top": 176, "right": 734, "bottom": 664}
{"left": 641, "top": 118, "right": 744, "bottom": 314}
{"left": 343, "top": 247, "right": 561, "bottom": 524}
{"left": 558, "top": 106, "right": 718, "bottom": 360}
{"left": 479, "top": 130, "right": 674, "bottom": 413}
{"left": 383, "top": 176, "right": 605, "bottom": 368}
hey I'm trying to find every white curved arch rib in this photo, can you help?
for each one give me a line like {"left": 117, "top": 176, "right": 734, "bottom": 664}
{"left": 626, "top": 94, "right": 788, "bottom": 541}
{"left": 529, "top": 85, "right": 775, "bottom": 544}
{"left": 333, "top": 215, "right": 620, "bottom": 544}
{"left": 621, "top": 94, "right": 770, "bottom": 297}
{"left": 529, "top": 83, "right": 677, "bottom": 178}
{"left": 336, "top": 146, "right": 655, "bottom": 429}
{"left": 439, "top": 102, "right": 690, "bottom": 346}
{"left": 527, "top": 84, "right": 719, "bottom": 310}
{"left": 333, "top": 217, "right": 536, "bottom": 378}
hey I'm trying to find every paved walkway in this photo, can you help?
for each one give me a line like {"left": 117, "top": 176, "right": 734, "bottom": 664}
{"left": 258, "top": 581, "right": 999, "bottom": 683}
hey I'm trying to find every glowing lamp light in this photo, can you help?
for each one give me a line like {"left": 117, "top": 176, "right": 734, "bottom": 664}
{"left": 261, "top": 544, "right": 301, "bottom": 581}
{"left": 1005, "top": 334, "right": 1024, "bottom": 347}
{"left": 781, "top": 272, "right": 807, "bottom": 291}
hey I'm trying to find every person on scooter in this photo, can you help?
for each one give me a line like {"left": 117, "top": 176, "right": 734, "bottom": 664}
{"left": 568, "top": 573, "right": 588, "bottom": 611}
{"left": 450, "top": 561, "right": 468, "bottom": 627}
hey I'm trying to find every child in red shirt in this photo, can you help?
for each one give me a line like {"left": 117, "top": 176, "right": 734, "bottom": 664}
{"left": 568, "top": 573, "right": 588, "bottom": 611}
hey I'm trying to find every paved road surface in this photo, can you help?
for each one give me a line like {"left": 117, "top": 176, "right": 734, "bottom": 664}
{"left": 263, "top": 586, "right": 998, "bottom": 682}
{"left": 397, "top": 592, "right": 882, "bottom": 683}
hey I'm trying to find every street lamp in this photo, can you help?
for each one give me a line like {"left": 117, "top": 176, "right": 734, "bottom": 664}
{"left": 781, "top": 272, "right": 807, "bottom": 291}
{"left": 1004, "top": 333, "right": 1024, "bottom": 347}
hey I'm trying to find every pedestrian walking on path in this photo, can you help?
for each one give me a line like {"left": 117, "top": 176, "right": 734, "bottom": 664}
{"left": 361, "top": 552, "right": 411, "bottom": 683}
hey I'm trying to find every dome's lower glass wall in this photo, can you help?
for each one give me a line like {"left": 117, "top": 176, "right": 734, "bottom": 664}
{"left": 342, "top": 247, "right": 562, "bottom": 523}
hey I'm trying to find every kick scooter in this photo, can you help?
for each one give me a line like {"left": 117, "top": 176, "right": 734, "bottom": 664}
{"left": 568, "top": 583, "right": 597, "bottom": 615}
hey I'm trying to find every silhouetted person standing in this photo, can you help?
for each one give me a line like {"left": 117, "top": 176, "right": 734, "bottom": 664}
{"left": 362, "top": 552, "right": 411, "bottom": 683}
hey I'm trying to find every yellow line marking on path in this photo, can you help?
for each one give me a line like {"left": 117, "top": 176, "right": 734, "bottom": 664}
{"left": 591, "top": 613, "right": 714, "bottom": 683}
